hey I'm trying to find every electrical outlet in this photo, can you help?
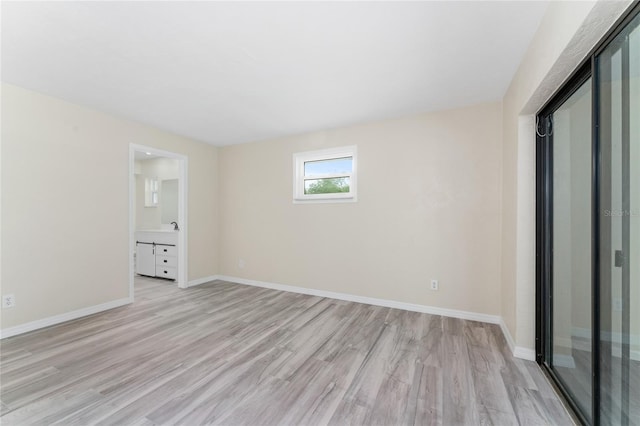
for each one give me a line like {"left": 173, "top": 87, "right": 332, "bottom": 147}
{"left": 2, "top": 294, "right": 16, "bottom": 309}
{"left": 430, "top": 279, "right": 439, "bottom": 291}
{"left": 238, "top": 258, "right": 246, "bottom": 269}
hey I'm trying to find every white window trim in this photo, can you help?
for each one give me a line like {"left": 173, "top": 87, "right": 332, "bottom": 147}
{"left": 144, "top": 177, "right": 159, "bottom": 207}
{"left": 293, "top": 145, "right": 357, "bottom": 204}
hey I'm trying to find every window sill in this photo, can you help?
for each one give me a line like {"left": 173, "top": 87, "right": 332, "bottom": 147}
{"left": 293, "top": 196, "right": 357, "bottom": 204}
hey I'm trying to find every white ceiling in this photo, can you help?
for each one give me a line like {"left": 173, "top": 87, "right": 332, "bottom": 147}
{"left": 1, "top": 1, "right": 548, "bottom": 146}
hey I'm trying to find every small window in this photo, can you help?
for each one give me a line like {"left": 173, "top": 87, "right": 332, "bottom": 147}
{"left": 293, "top": 146, "right": 357, "bottom": 203}
{"left": 145, "top": 177, "right": 159, "bottom": 207}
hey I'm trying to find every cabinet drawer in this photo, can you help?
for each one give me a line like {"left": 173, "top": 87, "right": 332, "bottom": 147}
{"left": 155, "top": 266, "right": 177, "bottom": 280}
{"left": 156, "top": 255, "right": 177, "bottom": 268}
{"left": 155, "top": 245, "right": 177, "bottom": 257}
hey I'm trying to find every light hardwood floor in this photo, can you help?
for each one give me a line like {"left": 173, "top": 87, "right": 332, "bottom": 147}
{"left": 0, "top": 277, "right": 573, "bottom": 425}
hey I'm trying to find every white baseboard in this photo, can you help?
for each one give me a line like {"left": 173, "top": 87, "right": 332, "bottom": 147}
{"left": 609, "top": 346, "right": 640, "bottom": 362}
{"left": 187, "top": 275, "right": 221, "bottom": 287}
{"left": 498, "top": 317, "right": 536, "bottom": 361}
{"left": 626, "top": 350, "right": 640, "bottom": 361}
{"left": 573, "top": 326, "right": 640, "bottom": 345}
{"left": 499, "top": 318, "right": 517, "bottom": 353}
{"left": 553, "top": 354, "right": 577, "bottom": 369}
{"left": 572, "top": 326, "right": 640, "bottom": 361}
{"left": 0, "top": 297, "right": 132, "bottom": 339}
{"left": 513, "top": 347, "right": 536, "bottom": 361}
{"left": 571, "top": 327, "right": 591, "bottom": 340}
{"left": 216, "top": 275, "right": 501, "bottom": 324}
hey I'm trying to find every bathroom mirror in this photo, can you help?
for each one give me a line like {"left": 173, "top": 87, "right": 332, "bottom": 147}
{"left": 161, "top": 179, "right": 179, "bottom": 224}
{"left": 136, "top": 156, "right": 179, "bottom": 229}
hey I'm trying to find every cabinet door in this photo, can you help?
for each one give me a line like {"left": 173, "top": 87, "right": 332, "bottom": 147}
{"left": 136, "top": 242, "right": 156, "bottom": 276}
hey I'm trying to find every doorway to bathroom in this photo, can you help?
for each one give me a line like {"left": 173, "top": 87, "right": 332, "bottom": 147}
{"left": 129, "top": 144, "right": 188, "bottom": 298}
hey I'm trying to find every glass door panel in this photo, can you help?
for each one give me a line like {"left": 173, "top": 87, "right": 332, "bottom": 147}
{"left": 597, "top": 12, "right": 640, "bottom": 425}
{"left": 550, "top": 78, "right": 593, "bottom": 421}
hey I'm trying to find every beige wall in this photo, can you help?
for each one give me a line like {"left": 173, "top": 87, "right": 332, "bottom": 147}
{"left": 219, "top": 102, "right": 503, "bottom": 316}
{"left": 1, "top": 83, "right": 219, "bottom": 330}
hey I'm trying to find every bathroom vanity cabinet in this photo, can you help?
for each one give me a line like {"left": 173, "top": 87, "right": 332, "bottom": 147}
{"left": 135, "top": 230, "right": 178, "bottom": 280}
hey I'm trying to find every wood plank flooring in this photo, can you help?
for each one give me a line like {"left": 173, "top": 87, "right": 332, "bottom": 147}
{"left": 0, "top": 277, "right": 573, "bottom": 425}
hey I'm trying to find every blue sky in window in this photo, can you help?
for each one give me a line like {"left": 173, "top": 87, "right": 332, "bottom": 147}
{"left": 304, "top": 157, "right": 352, "bottom": 175}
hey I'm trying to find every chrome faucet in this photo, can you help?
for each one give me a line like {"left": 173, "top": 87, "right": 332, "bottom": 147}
{"left": 171, "top": 221, "right": 179, "bottom": 231}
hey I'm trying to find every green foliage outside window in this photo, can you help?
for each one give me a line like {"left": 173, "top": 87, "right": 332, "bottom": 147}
{"left": 305, "top": 178, "right": 350, "bottom": 194}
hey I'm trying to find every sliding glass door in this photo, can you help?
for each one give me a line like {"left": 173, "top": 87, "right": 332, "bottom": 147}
{"left": 537, "top": 5, "right": 639, "bottom": 424}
